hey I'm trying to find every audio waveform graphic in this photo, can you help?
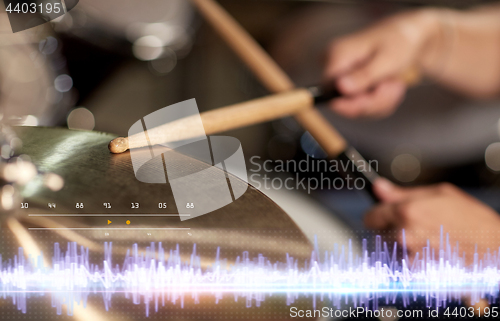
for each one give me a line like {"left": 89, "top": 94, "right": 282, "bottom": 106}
{"left": 1, "top": 229, "right": 500, "bottom": 316}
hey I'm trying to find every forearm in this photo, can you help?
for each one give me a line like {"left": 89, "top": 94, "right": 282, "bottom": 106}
{"left": 422, "top": 6, "right": 500, "bottom": 98}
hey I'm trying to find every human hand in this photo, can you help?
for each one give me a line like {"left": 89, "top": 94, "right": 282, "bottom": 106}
{"left": 364, "top": 179, "right": 500, "bottom": 264}
{"left": 324, "top": 9, "right": 443, "bottom": 118}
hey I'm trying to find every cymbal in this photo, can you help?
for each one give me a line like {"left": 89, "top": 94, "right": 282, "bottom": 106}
{"left": 11, "top": 126, "right": 311, "bottom": 255}
{"left": 1, "top": 127, "right": 315, "bottom": 320}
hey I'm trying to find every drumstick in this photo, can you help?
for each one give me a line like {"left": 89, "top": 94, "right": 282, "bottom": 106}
{"left": 107, "top": 86, "right": 353, "bottom": 153}
{"left": 192, "top": 0, "right": 294, "bottom": 92}
{"left": 110, "top": 88, "right": 313, "bottom": 153}
{"left": 108, "top": 82, "right": 417, "bottom": 154}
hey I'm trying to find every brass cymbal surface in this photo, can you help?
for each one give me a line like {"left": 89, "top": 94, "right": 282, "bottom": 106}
{"left": 1, "top": 127, "right": 315, "bottom": 320}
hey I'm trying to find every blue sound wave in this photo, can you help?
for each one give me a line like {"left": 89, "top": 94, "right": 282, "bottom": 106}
{"left": 1, "top": 229, "right": 499, "bottom": 316}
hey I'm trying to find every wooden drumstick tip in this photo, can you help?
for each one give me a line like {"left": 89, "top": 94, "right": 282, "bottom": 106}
{"left": 109, "top": 137, "right": 129, "bottom": 154}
